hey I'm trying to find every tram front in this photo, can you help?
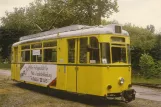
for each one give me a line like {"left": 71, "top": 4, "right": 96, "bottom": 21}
{"left": 99, "top": 28, "right": 135, "bottom": 102}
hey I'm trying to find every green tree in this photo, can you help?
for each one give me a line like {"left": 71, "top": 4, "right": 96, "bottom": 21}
{"left": 139, "top": 54, "right": 155, "bottom": 78}
{"left": 1, "top": 0, "right": 119, "bottom": 32}
{"left": 0, "top": 28, "right": 24, "bottom": 59}
{"left": 123, "top": 24, "right": 155, "bottom": 69}
{"left": 150, "top": 35, "right": 161, "bottom": 61}
{"left": 123, "top": 24, "right": 155, "bottom": 52}
{"left": 146, "top": 24, "right": 155, "bottom": 33}
{"left": 0, "top": 0, "right": 119, "bottom": 59}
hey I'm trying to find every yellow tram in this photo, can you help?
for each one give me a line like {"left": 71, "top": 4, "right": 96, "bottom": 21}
{"left": 11, "top": 24, "right": 135, "bottom": 102}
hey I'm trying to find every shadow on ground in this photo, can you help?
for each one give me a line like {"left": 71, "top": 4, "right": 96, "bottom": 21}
{"left": 14, "top": 82, "right": 128, "bottom": 107}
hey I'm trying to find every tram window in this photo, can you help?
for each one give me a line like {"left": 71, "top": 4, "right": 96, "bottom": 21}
{"left": 21, "top": 51, "right": 30, "bottom": 62}
{"left": 44, "top": 49, "right": 57, "bottom": 62}
{"left": 68, "top": 39, "right": 75, "bottom": 63}
{"left": 44, "top": 41, "right": 57, "bottom": 47}
{"left": 32, "top": 55, "right": 36, "bottom": 62}
{"left": 89, "top": 37, "right": 100, "bottom": 63}
{"left": 31, "top": 50, "right": 42, "bottom": 62}
{"left": 22, "top": 45, "right": 30, "bottom": 50}
{"left": 101, "top": 43, "right": 110, "bottom": 64}
{"left": 112, "top": 47, "right": 126, "bottom": 63}
{"left": 37, "top": 53, "right": 42, "bottom": 62}
{"left": 31, "top": 43, "right": 42, "bottom": 48}
{"left": 79, "top": 38, "right": 88, "bottom": 63}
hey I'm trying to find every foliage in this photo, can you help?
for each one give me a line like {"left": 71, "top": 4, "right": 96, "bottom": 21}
{"left": 0, "top": 28, "right": 24, "bottom": 59}
{"left": 123, "top": 24, "right": 156, "bottom": 69}
{"left": 146, "top": 24, "right": 155, "bottom": 33}
{"left": 0, "top": 0, "right": 161, "bottom": 79}
{"left": 153, "top": 61, "right": 161, "bottom": 78}
{"left": 139, "top": 54, "right": 155, "bottom": 78}
{"left": 0, "top": 63, "right": 11, "bottom": 69}
{"left": 132, "top": 74, "right": 161, "bottom": 84}
{"left": 150, "top": 35, "right": 161, "bottom": 61}
{"left": 1, "top": 0, "right": 119, "bottom": 33}
{"left": 123, "top": 24, "right": 155, "bottom": 52}
{"left": 0, "top": 55, "right": 2, "bottom": 62}
{"left": 0, "top": 0, "right": 118, "bottom": 60}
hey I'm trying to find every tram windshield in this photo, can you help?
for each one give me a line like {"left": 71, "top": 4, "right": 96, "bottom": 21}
{"left": 101, "top": 43, "right": 128, "bottom": 64}
{"left": 111, "top": 47, "right": 126, "bottom": 63}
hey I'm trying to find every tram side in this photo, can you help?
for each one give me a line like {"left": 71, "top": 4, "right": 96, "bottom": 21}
{"left": 11, "top": 25, "right": 135, "bottom": 102}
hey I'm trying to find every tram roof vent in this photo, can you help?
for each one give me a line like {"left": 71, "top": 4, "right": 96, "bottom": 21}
{"left": 103, "top": 24, "right": 122, "bottom": 33}
{"left": 103, "top": 24, "right": 129, "bottom": 36}
{"left": 115, "top": 25, "right": 122, "bottom": 33}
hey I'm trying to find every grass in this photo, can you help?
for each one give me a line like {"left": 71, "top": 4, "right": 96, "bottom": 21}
{"left": 0, "top": 63, "right": 11, "bottom": 70}
{"left": 132, "top": 75, "right": 161, "bottom": 84}
{"left": 0, "top": 76, "right": 161, "bottom": 107}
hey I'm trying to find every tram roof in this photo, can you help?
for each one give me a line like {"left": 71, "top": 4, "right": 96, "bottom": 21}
{"left": 13, "top": 24, "right": 129, "bottom": 46}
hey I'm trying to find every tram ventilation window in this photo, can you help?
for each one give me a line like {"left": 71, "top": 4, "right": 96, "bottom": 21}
{"left": 31, "top": 43, "right": 42, "bottom": 48}
{"left": 89, "top": 37, "right": 100, "bottom": 63}
{"left": 22, "top": 45, "right": 30, "bottom": 50}
{"left": 44, "top": 41, "right": 57, "bottom": 47}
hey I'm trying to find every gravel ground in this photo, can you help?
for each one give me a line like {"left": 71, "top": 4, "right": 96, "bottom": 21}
{"left": 0, "top": 70, "right": 161, "bottom": 107}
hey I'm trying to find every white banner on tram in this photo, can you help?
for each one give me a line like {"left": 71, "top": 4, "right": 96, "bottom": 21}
{"left": 20, "top": 64, "right": 57, "bottom": 86}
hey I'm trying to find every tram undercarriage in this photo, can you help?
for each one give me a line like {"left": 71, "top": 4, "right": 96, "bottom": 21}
{"left": 106, "top": 89, "right": 136, "bottom": 102}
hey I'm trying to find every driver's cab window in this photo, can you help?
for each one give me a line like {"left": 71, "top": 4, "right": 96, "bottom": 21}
{"left": 89, "top": 37, "right": 100, "bottom": 64}
{"left": 112, "top": 47, "right": 126, "bottom": 63}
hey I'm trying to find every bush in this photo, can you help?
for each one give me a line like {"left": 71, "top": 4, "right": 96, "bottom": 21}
{"left": 0, "top": 56, "right": 3, "bottom": 63}
{"left": 139, "top": 54, "right": 155, "bottom": 78}
{"left": 154, "top": 61, "right": 161, "bottom": 78}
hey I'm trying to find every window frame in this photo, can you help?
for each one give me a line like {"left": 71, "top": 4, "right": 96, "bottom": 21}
{"left": 89, "top": 36, "right": 100, "bottom": 64}
{"left": 20, "top": 40, "right": 57, "bottom": 63}
{"left": 42, "top": 40, "right": 57, "bottom": 63}
{"left": 67, "top": 39, "right": 76, "bottom": 64}
{"left": 111, "top": 45, "right": 127, "bottom": 64}
{"left": 21, "top": 44, "right": 31, "bottom": 62}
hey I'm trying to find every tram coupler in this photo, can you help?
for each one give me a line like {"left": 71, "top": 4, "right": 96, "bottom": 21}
{"left": 121, "top": 89, "right": 136, "bottom": 103}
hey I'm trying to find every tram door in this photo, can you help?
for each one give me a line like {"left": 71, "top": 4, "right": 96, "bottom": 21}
{"left": 66, "top": 39, "right": 78, "bottom": 92}
{"left": 66, "top": 37, "right": 99, "bottom": 93}
{"left": 67, "top": 37, "right": 88, "bottom": 93}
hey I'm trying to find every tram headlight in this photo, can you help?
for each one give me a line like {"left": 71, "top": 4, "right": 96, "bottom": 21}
{"left": 118, "top": 77, "right": 124, "bottom": 85}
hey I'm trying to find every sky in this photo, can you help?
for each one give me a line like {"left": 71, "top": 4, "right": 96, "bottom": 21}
{"left": 109, "top": 0, "right": 161, "bottom": 32}
{"left": 0, "top": 0, "right": 161, "bottom": 31}
{"left": 0, "top": 0, "right": 33, "bottom": 15}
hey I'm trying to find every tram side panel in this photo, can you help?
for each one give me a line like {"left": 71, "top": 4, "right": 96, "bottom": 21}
{"left": 56, "top": 38, "right": 68, "bottom": 90}
{"left": 77, "top": 66, "right": 104, "bottom": 96}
